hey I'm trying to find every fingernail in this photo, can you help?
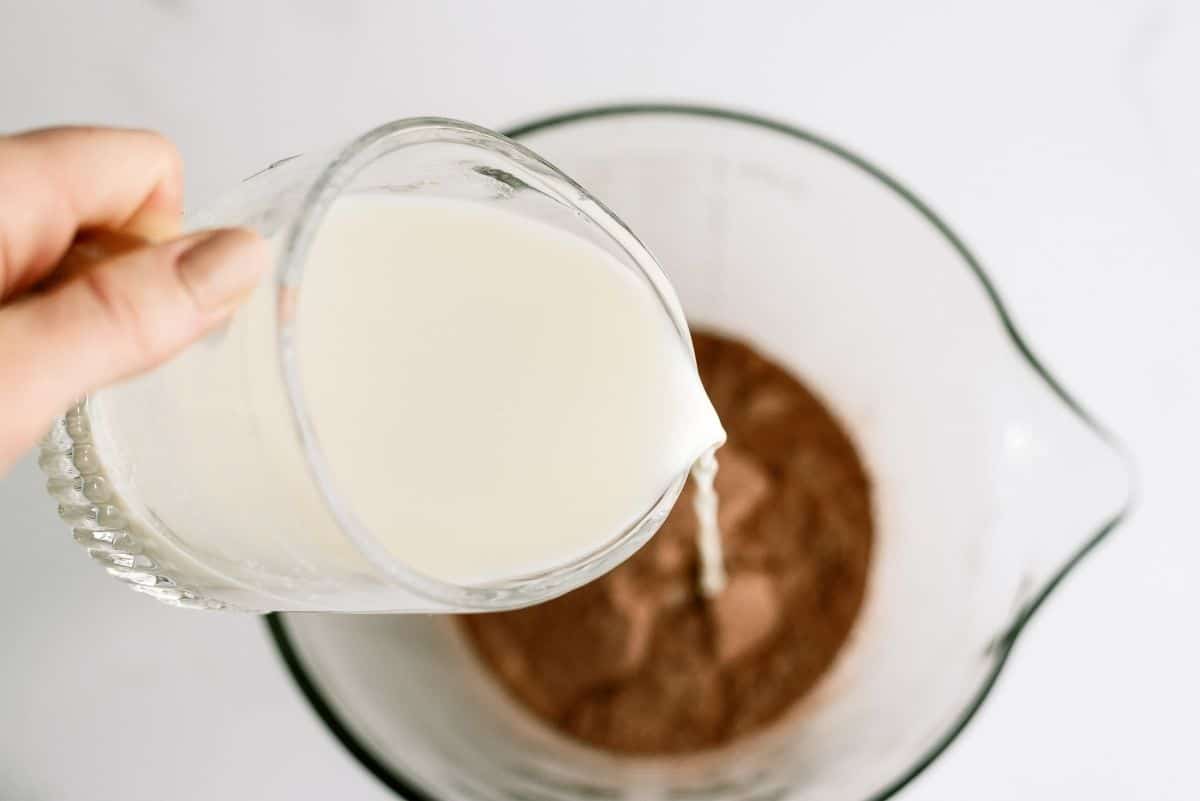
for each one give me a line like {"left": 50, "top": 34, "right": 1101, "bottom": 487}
{"left": 177, "top": 228, "right": 269, "bottom": 312}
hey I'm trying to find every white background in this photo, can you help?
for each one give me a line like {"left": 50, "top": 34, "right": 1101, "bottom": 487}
{"left": 1, "top": 1, "right": 1198, "bottom": 799}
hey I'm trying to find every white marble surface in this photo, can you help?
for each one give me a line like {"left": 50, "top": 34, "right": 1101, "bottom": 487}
{"left": 1, "top": 1, "right": 1198, "bottom": 799}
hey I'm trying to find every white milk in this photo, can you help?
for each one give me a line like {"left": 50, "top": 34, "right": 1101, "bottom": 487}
{"left": 297, "top": 195, "right": 725, "bottom": 584}
{"left": 691, "top": 451, "right": 726, "bottom": 597}
{"left": 91, "top": 194, "right": 725, "bottom": 604}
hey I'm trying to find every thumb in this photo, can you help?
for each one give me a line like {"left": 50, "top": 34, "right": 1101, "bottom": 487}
{"left": 0, "top": 228, "right": 268, "bottom": 469}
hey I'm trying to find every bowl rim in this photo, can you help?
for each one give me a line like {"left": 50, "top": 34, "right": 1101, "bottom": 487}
{"left": 265, "top": 102, "right": 1134, "bottom": 801}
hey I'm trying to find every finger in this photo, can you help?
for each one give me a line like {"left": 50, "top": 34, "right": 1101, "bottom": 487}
{"left": 0, "top": 126, "right": 183, "bottom": 300}
{"left": 53, "top": 229, "right": 152, "bottom": 286}
{"left": 0, "top": 228, "right": 267, "bottom": 471}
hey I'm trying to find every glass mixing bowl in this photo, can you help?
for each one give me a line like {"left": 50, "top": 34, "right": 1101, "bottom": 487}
{"left": 268, "top": 105, "right": 1133, "bottom": 801}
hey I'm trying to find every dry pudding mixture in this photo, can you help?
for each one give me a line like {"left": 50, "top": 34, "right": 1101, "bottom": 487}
{"left": 459, "top": 331, "right": 873, "bottom": 754}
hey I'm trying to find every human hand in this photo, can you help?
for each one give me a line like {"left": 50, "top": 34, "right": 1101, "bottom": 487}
{"left": 0, "top": 127, "right": 268, "bottom": 474}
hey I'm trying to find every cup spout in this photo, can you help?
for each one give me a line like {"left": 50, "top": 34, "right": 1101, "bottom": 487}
{"left": 988, "top": 368, "right": 1136, "bottom": 640}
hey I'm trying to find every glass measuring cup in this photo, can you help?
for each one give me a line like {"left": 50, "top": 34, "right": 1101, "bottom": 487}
{"left": 268, "top": 105, "right": 1134, "bottom": 801}
{"left": 37, "top": 118, "right": 704, "bottom": 613}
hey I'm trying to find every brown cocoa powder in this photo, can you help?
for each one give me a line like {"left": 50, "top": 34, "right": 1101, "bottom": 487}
{"left": 459, "top": 331, "right": 873, "bottom": 755}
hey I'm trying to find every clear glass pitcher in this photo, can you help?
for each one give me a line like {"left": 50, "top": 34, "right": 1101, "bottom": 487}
{"left": 37, "top": 118, "right": 703, "bottom": 613}
{"left": 268, "top": 106, "right": 1134, "bottom": 801}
